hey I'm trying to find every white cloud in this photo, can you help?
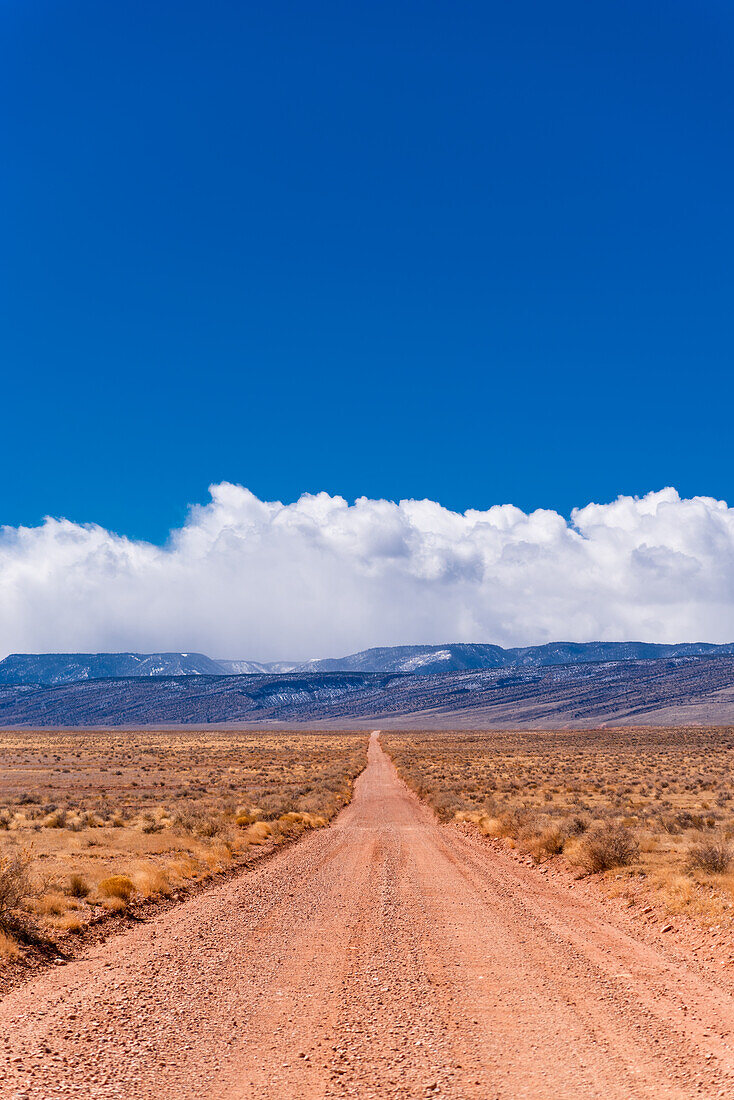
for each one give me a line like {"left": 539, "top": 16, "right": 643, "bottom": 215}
{"left": 1, "top": 484, "right": 733, "bottom": 660}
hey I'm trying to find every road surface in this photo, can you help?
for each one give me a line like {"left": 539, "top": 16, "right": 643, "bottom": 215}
{"left": 1, "top": 731, "right": 733, "bottom": 1098}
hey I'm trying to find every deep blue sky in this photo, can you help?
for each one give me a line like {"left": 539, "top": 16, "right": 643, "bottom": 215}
{"left": 2, "top": 1, "right": 733, "bottom": 543}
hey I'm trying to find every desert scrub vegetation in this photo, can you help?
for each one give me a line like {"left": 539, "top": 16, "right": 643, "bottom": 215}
{"left": 383, "top": 727, "right": 734, "bottom": 922}
{"left": 0, "top": 850, "right": 35, "bottom": 936}
{"left": 0, "top": 729, "right": 367, "bottom": 951}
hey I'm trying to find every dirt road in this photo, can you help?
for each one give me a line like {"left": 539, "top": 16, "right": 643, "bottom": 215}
{"left": 2, "top": 731, "right": 734, "bottom": 1099}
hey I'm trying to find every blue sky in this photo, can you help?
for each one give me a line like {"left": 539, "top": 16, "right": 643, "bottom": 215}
{"left": 2, "top": 0, "right": 733, "bottom": 544}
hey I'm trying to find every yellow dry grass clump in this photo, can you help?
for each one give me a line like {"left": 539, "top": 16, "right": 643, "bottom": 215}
{"left": 384, "top": 727, "right": 734, "bottom": 924}
{"left": 0, "top": 729, "right": 367, "bottom": 951}
{"left": 0, "top": 931, "right": 20, "bottom": 960}
{"left": 98, "top": 875, "right": 136, "bottom": 901}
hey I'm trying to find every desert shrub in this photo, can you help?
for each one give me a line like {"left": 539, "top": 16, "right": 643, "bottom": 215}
{"left": 564, "top": 814, "right": 590, "bottom": 836}
{"left": 0, "top": 929, "right": 21, "bottom": 959}
{"left": 430, "top": 792, "right": 464, "bottom": 821}
{"left": 67, "top": 873, "right": 90, "bottom": 898}
{"left": 32, "top": 892, "right": 68, "bottom": 916}
{"left": 686, "top": 838, "right": 732, "bottom": 875}
{"left": 54, "top": 913, "right": 83, "bottom": 933}
{"left": 235, "top": 809, "right": 258, "bottom": 827}
{"left": 477, "top": 815, "right": 505, "bottom": 837}
{"left": 98, "top": 874, "right": 136, "bottom": 901}
{"left": 176, "top": 811, "right": 225, "bottom": 838}
{"left": 198, "top": 814, "right": 226, "bottom": 838}
{"left": 277, "top": 812, "right": 307, "bottom": 837}
{"left": 575, "top": 823, "right": 640, "bottom": 873}
{"left": 504, "top": 805, "right": 538, "bottom": 835}
{"left": 274, "top": 810, "right": 325, "bottom": 835}
{"left": 0, "top": 849, "right": 35, "bottom": 933}
{"left": 202, "top": 841, "right": 232, "bottom": 873}
{"left": 134, "top": 867, "right": 171, "bottom": 897}
{"left": 522, "top": 824, "right": 567, "bottom": 862}
{"left": 257, "top": 794, "right": 293, "bottom": 820}
{"left": 102, "top": 896, "right": 128, "bottom": 914}
{"left": 244, "top": 821, "right": 272, "bottom": 845}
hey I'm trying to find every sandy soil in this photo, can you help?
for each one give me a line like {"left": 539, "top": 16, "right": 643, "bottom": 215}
{"left": 1, "top": 731, "right": 733, "bottom": 1099}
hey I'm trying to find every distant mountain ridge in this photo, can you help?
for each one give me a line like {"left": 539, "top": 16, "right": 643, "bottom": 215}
{"left": 2, "top": 655, "right": 734, "bottom": 727}
{"left": 294, "top": 641, "right": 734, "bottom": 675}
{"left": 0, "top": 652, "right": 223, "bottom": 686}
{"left": 2, "top": 641, "right": 734, "bottom": 686}
{"left": 216, "top": 659, "right": 302, "bottom": 675}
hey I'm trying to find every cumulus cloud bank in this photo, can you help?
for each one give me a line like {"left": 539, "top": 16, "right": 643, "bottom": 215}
{"left": 1, "top": 484, "right": 733, "bottom": 660}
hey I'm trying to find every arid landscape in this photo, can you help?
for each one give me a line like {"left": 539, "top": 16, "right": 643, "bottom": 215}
{"left": 6, "top": 0, "right": 733, "bottom": 1094}
{"left": 383, "top": 726, "right": 734, "bottom": 924}
{"left": 0, "top": 729, "right": 367, "bottom": 960}
{"left": 1, "top": 726, "right": 734, "bottom": 1098}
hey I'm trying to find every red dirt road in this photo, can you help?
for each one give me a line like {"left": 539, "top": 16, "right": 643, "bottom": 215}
{"left": 2, "top": 731, "right": 734, "bottom": 1099}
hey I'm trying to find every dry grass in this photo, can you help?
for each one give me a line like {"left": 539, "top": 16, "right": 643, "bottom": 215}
{"left": 67, "top": 873, "right": 90, "bottom": 898}
{"left": 0, "top": 849, "right": 35, "bottom": 934}
{"left": 0, "top": 729, "right": 367, "bottom": 948}
{"left": 383, "top": 726, "right": 734, "bottom": 924}
{"left": 0, "top": 931, "right": 20, "bottom": 960}
{"left": 98, "top": 875, "right": 136, "bottom": 901}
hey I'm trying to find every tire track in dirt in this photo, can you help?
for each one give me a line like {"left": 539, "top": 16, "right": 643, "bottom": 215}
{"left": 1, "top": 730, "right": 733, "bottom": 1099}
{"left": 429, "top": 826, "right": 734, "bottom": 1083}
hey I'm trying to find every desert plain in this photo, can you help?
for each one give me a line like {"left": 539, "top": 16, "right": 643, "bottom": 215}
{"left": 0, "top": 725, "right": 733, "bottom": 1098}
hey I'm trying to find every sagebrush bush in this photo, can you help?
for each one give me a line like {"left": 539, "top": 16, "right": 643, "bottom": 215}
{"left": 686, "top": 838, "right": 732, "bottom": 875}
{"left": 430, "top": 793, "right": 464, "bottom": 821}
{"left": 564, "top": 814, "right": 590, "bottom": 836}
{"left": 176, "top": 811, "right": 225, "bottom": 838}
{"left": 522, "top": 824, "right": 567, "bottom": 862}
{"left": 0, "top": 849, "right": 35, "bottom": 933}
{"left": 575, "top": 823, "right": 640, "bottom": 873}
{"left": 257, "top": 794, "right": 293, "bottom": 821}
